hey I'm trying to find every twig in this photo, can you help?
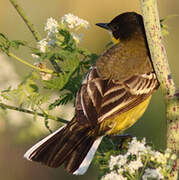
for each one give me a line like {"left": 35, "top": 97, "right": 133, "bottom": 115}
{"left": 49, "top": 57, "right": 62, "bottom": 73}
{"left": 140, "top": 0, "right": 179, "bottom": 179}
{"left": 9, "top": 0, "right": 41, "bottom": 41}
{"left": 9, "top": 52, "right": 54, "bottom": 74}
{"left": 0, "top": 102, "right": 69, "bottom": 124}
{"left": 9, "top": 0, "right": 62, "bottom": 73}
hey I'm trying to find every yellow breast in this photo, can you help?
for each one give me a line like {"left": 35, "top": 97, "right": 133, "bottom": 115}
{"left": 100, "top": 96, "right": 152, "bottom": 135}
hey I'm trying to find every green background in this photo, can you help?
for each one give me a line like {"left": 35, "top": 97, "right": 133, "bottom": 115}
{"left": 0, "top": 0, "right": 179, "bottom": 179}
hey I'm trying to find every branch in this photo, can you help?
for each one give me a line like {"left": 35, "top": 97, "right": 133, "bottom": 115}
{"left": 8, "top": 52, "right": 54, "bottom": 74}
{"left": 9, "top": 0, "right": 62, "bottom": 74}
{"left": 49, "top": 57, "right": 62, "bottom": 73}
{"left": 9, "top": 0, "right": 41, "bottom": 41}
{"left": 0, "top": 103, "right": 69, "bottom": 124}
{"left": 140, "top": 0, "right": 179, "bottom": 179}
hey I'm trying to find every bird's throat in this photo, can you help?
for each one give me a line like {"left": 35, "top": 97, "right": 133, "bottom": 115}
{"left": 112, "top": 36, "right": 120, "bottom": 44}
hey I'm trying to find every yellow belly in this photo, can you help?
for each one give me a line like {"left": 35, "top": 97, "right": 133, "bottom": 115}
{"left": 100, "top": 96, "right": 152, "bottom": 135}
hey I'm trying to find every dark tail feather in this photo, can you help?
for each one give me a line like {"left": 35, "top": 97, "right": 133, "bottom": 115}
{"left": 65, "top": 135, "right": 94, "bottom": 173}
{"left": 24, "top": 117, "right": 102, "bottom": 174}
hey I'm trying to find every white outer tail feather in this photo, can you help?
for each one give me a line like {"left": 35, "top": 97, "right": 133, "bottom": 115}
{"left": 73, "top": 136, "right": 103, "bottom": 175}
{"left": 24, "top": 125, "right": 66, "bottom": 160}
{"left": 24, "top": 125, "right": 103, "bottom": 175}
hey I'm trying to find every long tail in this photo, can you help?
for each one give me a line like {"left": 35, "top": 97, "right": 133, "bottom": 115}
{"left": 24, "top": 117, "right": 103, "bottom": 175}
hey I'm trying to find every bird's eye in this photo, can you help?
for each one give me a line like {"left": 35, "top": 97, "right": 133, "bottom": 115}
{"left": 112, "top": 25, "right": 119, "bottom": 31}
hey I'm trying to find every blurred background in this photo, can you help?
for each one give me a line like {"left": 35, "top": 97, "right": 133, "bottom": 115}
{"left": 0, "top": 0, "right": 179, "bottom": 179}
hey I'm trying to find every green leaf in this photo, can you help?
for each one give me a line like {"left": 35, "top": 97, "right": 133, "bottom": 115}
{"left": 43, "top": 55, "right": 79, "bottom": 90}
{"left": 89, "top": 53, "right": 99, "bottom": 65}
{"left": 0, "top": 33, "right": 10, "bottom": 53}
{"left": 0, "top": 33, "right": 27, "bottom": 53}
{"left": 44, "top": 116, "right": 52, "bottom": 133}
{"left": 58, "top": 29, "right": 76, "bottom": 51}
{"left": 77, "top": 47, "right": 91, "bottom": 56}
{"left": 10, "top": 40, "right": 26, "bottom": 49}
{"left": 0, "top": 33, "right": 8, "bottom": 40}
{"left": 1, "top": 72, "right": 49, "bottom": 110}
{"left": 60, "top": 55, "right": 79, "bottom": 72}
{"left": 29, "top": 84, "right": 39, "bottom": 92}
{"left": 64, "top": 73, "right": 82, "bottom": 95}
{"left": 106, "top": 41, "right": 114, "bottom": 49}
{"left": 49, "top": 93, "right": 73, "bottom": 110}
{"left": 43, "top": 73, "right": 69, "bottom": 90}
{"left": 48, "top": 50, "right": 77, "bottom": 62}
{"left": 1, "top": 86, "right": 11, "bottom": 93}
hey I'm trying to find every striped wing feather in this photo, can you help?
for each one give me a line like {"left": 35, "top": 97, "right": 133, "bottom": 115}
{"left": 77, "top": 66, "right": 159, "bottom": 125}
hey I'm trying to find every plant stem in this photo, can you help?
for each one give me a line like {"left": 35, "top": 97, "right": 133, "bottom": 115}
{"left": 8, "top": 52, "right": 54, "bottom": 74}
{"left": 139, "top": 155, "right": 149, "bottom": 179}
{"left": 140, "top": 0, "right": 179, "bottom": 179}
{"left": 9, "top": 0, "right": 62, "bottom": 74}
{"left": 49, "top": 57, "right": 62, "bottom": 73}
{"left": 0, "top": 102, "right": 69, "bottom": 124}
{"left": 9, "top": 0, "right": 41, "bottom": 41}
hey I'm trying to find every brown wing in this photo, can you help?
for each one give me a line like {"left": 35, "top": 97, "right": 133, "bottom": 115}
{"left": 75, "top": 66, "right": 159, "bottom": 127}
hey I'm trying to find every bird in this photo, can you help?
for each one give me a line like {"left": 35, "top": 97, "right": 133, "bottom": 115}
{"left": 24, "top": 12, "right": 159, "bottom": 175}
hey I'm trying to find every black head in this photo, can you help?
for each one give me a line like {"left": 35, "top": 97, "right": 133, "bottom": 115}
{"left": 96, "top": 12, "right": 146, "bottom": 41}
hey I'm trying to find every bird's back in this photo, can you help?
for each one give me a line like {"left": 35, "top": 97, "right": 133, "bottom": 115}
{"left": 96, "top": 36, "right": 152, "bottom": 82}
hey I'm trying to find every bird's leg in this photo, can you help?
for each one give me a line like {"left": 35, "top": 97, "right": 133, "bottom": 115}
{"left": 110, "top": 134, "right": 133, "bottom": 150}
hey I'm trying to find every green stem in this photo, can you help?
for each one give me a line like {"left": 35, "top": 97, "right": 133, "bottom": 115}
{"left": 9, "top": 0, "right": 41, "bottom": 41}
{"left": 0, "top": 102, "right": 69, "bottom": 124}
{"left": 49, "top": 57, "right": 62, "bottom": 73}
{"left": 140, "top": 0, "right": 179, "bottom": 179}
{"left": 139, "top": 155, "right": 149, "bottom": 178}
{"left": 8, "top": 52, "right": 54, "bottom": 74}
{"left": 124, "top": 173, "right": 135, "bottom": 180}
{"left": 140, "top": 0, "right": 175, "bottom": 98}
{"left": 9, "top": 0, "right": 62, "bottom": 73}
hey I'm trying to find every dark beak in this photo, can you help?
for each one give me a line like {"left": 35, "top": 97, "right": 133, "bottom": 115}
{"left": 95, "top": 23, "right": 110, "bottom": 30}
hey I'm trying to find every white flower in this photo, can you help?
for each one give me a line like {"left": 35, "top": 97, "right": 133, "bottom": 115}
{"left": 47, "top": 39, "right": 57, "bottom": 46}
{"left": 149, "top": 150, "right": 168, "bottom": 165}
{"left": 127, "top": 137, "right": 147, "bottom": 156}
{"left": 127, "top": 157, "right": 143, "bottom": 174}
{"left": 142, "top": 168, "right": 164, "bottom": 180}
{"left": 45, "top": 17, "right": 58, "bottom": 35}
{"left": 71, "top": 32, "right": 82, "bottom": 44}
{"left": 109, "top": 155, "right": 127, "bottom": 171}
{"left": 41, "top": 73, "right": 52, "bottom": 81}
{"left": 165, "top": 148, "right": 172, "bottom": 154}
{"left": 171, "top": 154, "right": 177, "bottom": 160}
{"left": 101, "top": 171, "right": 127, "bottom": 180}
{"left": 32, "top": 54, "right": 41, "bottom": 65}
{"left": 61, "top": 13, "right": 89, "bottom": 29}
{"left": 38, "top": 39, "right": 48, "bottom": 52}
{"left": 102, "top": 137, "right": 176, "bottom": 180}
{"left": 32, "top": 54, "right": 40, "bottom": 59}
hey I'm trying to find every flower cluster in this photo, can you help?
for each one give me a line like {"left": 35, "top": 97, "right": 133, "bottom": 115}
{"left": 61, "top": 13, "right": 89, "bottom": 30}
{"left": 37, "top": 38, "right": 48, "bottom": 53}
{"left": 142, "top": 168, "right": 164, "bottom": 180}
{"left": 101, "top": 171, "right": 127, "bottom": 180}
{"left": 34, "top": 14, "right": 89, "bottom": 55}
{"left": 36, "top": 17, "right": 59, "bottom": 53}
{"left": 44, "top": 17, "right": 59, "bottom": 36}
{"left": 60, "top": 13, "right": 89, "bottom": 44}
{"left": 101, "top": 137, "right": 176, "bottom": 180}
